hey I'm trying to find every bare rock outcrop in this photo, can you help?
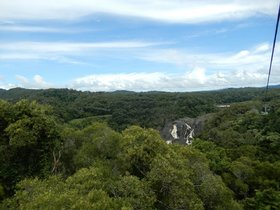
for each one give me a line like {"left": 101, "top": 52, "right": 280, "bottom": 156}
{"left": 160, "top": 114, "right": 211, "bottom": 145}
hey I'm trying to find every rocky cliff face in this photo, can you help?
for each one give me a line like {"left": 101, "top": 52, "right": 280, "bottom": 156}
{"left": 160, "top": 114, "right": 211, "bottom": 145}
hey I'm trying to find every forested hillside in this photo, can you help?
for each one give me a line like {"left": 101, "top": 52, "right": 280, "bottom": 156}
{"left": 0, "top": 88, "right": 279, "bottom": 209}
{"left": 0, "top": 87, "right": 276, "bottom": 130}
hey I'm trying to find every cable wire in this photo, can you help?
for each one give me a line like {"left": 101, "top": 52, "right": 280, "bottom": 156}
{"left": 264, "top": 3, "right": 280, "bottom": 105}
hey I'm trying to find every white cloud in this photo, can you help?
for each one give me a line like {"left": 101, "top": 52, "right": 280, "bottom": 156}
{"left": 0, "top": 41, "right": 162, "bottom": 63}
{"left": 16, "top": 75, "right": 29, "bottom": 84}
{"left": 0, "top": 83, "right": 17, "bottom": 90}
{"left": 1, "top": 40, "right": 275, "bottom": 72}
{"left": 69, "top": 41, "right": 280, "bottom": 91}
{"left": 0, "top": 41, "right": 160, "bottom": 52}
{"left": 2, "top": 40, "right": 279, "bottom": 91}
{"left": 72, "top": 72, "right": 167, "bottom": 91}
{"left": 0, "top": 0, "right": 278, "bottom": 23}
{"left": 184, "top": 67, "right": 208, "bottom": 85}
{"left": 4, "top": 61, "right": 279, "bottom": 91}
{"left": 15, "top": 74, "right": 52, "bottom": 89}
{"left": 0, "top": 21, "right": 96, "bottom": 33}
{"left": 0, "top": 25, "right": 72, "bottom": 33}
{"left": 0, "top": 75, "right": 16, "bottom": 89}
{"left": 0, "top": 53, "right": 42, "bottom": 60}
{"left": 141, "top": 42, "right": 280, "bottom": 72}
{"left": 33, "top": 75, "right": 44, "bottom": 84}
{"left": 70, "top": 66, "right": 275, "bottom": 92}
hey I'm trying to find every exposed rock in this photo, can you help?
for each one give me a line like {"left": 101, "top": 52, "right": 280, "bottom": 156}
{"left": 160, "top": 114, "right": 212, "bottom": 145}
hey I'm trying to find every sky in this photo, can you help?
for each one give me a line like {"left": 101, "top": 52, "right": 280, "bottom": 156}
{"left": 0, "top": 0, "right": 280, "bottom": 92}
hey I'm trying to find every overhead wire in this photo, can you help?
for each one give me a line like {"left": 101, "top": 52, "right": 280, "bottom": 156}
{"left": 264, "top": 3, "right": 280, "bottom": 112}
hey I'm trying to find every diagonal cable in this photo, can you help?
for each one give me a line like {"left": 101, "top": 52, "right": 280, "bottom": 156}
{"left": 265, "top": 3, "right": 280, "bottom": 102}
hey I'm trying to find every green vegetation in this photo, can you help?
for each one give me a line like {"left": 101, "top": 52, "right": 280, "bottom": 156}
{"left": 193, "top": 99, "right": 280, "bottom": 209}
{"left": 0, "top": 87, "right": 275, "bottom": 130}
{"left": 0, "top": 87, "right": 279, "bottom": 209}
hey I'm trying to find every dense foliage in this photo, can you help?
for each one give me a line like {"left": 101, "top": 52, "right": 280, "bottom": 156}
{"left": 0, "top": 88, "right": 279, "bottom": 209}
{"left": 1, "top": 122, "right": 241, "bottom": 210}
{"left": 0, "top": 87, "right": 274, "bottom": 131}
{"left": 0, "top": 100, "right": 60, "bottom": 197}
{"left": 194, "top": 99, "right": 280, "bottom": 209}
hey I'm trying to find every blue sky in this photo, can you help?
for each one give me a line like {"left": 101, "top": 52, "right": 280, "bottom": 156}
{"left": 0, "top": 0, "right": 280, "bottom": 91}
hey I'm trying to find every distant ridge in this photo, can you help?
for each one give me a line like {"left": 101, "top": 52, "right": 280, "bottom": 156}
{"left": 269, "top": 84, "right": 280, "bottom": 89}
{"left": 0, "top": 85, "right": 279, "bottom": 131}
{"left": 0, "top": 85, "right": 279, "bottom": 100}
{"left": 0, "top": 86, "right": 278, "bottom": 104}
{"left": 1, "top": 84, "right": 280, "bottom": 94}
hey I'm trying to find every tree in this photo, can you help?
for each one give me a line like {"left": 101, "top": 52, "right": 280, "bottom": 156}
{"left": 146, "top": 154, "right": 204, "bottom": 210}
{"left": 73, "top": 123, "right": 123, "bottom": 169}
{"left": 0, "top": 100, "right": 60, "bottom": 197}
{"left": 117, "top": 126, "right": 169, "bottom": 178}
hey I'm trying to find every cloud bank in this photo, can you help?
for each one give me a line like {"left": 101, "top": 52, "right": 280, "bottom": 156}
{"left": 0, "top": 0, "right": 278, "bottom": 23}
{"left": 1, "top": 41, "right": 279, "bottom": 91}
{"left": 2, "top": 60, "right": 279, "bottom": 92}
{"left": 70, "top": 67, "right": 275, "bottom": 92}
